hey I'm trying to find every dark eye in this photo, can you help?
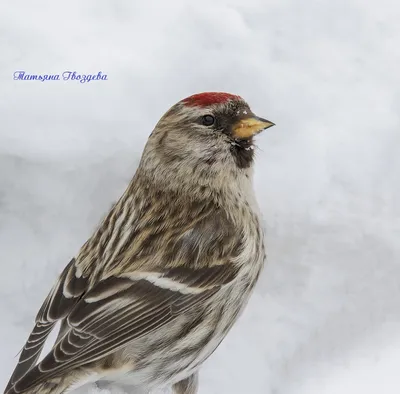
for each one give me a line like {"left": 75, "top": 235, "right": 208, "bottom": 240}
{"left": 202, "top": 115, "right": 215, "bottom": 126}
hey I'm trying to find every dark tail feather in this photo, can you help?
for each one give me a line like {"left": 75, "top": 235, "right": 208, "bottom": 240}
{"left": 5, "top": 376, "right": 69, "bottom": 394}
{"left": 5, "top": 322, "right": 55, "bottom": 393}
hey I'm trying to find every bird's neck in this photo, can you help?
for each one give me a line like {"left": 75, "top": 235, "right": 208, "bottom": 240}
{"left": 133, "top": 160, "right": 252, "bottom": 200}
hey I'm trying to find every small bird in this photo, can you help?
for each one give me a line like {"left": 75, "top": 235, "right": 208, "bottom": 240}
{"left": 5, "top": 92, "right": 274, "bottom": 394}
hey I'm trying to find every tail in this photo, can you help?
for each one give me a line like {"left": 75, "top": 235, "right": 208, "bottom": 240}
{"left": 5, "top": 374, "right": 79, "bottom": 394}
{"left": 6, "top": 380, "right": 65, "bottom": 394}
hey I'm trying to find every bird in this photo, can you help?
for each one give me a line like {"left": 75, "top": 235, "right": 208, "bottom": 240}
{"left": 5, "top": 92, "right": 274, "bottom": 394}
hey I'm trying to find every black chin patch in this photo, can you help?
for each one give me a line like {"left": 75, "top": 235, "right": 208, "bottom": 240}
{"left": 230, "top": 138, "right": 254, "bottom": 169}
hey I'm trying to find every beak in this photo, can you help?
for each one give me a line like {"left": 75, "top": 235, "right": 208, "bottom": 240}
{"left": 232, "top": 116, "right": 275, "bottom": 139}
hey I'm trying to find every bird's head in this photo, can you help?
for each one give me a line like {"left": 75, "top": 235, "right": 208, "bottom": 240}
{"left": 138, "top": 92, "right": 274, "bottom": 190}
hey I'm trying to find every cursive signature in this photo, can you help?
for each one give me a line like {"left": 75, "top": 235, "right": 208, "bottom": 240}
{"left": 13, "top": 71, "right": 108, "bottom": 83}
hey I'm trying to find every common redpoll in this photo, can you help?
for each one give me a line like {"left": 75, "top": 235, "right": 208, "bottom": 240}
{"left": 5, "top": 92, "right": 274, "bottom": 394}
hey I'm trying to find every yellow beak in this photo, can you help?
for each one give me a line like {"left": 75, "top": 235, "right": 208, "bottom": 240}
{"left": 232, "top": 117, "right": 275, "bottom": 139}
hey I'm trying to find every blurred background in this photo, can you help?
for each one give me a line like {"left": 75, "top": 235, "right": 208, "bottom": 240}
{"left": 0, "top": 0, "right": 399, "bottom": 393}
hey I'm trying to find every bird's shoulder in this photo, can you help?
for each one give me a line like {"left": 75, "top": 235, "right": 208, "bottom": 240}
{"left": 75, "top": 187, "right": 246, "bottom": 284}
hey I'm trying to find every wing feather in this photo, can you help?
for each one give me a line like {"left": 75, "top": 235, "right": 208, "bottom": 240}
{"left": 13, "top": 264, "right": 235, "bottom": 393}
{"left": 5, "top": 258, "right": 89, "bottom": 392}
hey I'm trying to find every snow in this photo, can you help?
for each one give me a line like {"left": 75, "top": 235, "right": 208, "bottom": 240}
{"left": 1, "top": 0, "right": 400, "bottom": 393}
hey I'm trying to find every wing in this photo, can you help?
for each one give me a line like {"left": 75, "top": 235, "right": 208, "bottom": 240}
{"left": 12, "top": 263, "right": 238, "bottom": 393}
{"left": 7, "top": 195, "right": 243, "bottom": 394}
{"left": 5, "top": 258, "right": 89, "bottom": 392}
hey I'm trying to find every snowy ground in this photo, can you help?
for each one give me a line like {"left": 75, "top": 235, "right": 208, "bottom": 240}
{"left": 1, "top": 0, "right": 400, "bottom": 393}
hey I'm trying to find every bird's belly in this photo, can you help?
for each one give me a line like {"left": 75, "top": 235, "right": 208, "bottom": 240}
{"left": 156, "top": 284, "right": 256, "bottom": 386}
{"left": 94, "top": 305, "right": 244, "bottom": 390}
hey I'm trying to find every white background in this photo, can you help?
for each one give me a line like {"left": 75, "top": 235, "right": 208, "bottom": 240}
{"left": 1, "top": 0, "right": 399, "bottom": 393}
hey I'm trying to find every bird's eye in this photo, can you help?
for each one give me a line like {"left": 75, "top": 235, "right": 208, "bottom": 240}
{"left": 202, "top": 115, "right": 215, "bottom": 126}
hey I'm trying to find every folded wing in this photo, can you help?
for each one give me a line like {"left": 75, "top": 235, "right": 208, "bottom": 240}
{"left": 11, "top": 263, "right": 238, "bottom": 393}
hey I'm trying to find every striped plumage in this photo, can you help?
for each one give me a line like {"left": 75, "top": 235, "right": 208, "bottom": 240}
{"left": 5, "top": 92, "right": 273, "bottom": 394}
